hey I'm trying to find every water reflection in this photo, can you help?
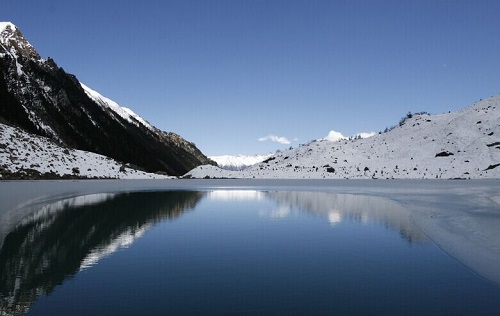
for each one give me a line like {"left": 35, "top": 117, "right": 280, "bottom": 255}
{"left": 0, "top": 191, "right": 204, "bottom": 315}
{"left": 207, "top": 190, "right": 265, "bottom": 201}
{"left": 328, "top": 210, "right": 342, "bottom": 226}
{"left": 262, "top": 191, "right": 428, "bottom": 243}
{"left": 0, "top": 189, "right": 431, "bottom": 314}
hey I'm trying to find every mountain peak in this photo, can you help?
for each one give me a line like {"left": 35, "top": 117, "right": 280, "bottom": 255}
{"left": 0, "top": 22, "right": 16, "bottom": 33}
{"left": 0, "top": 21, "right": 40, "bottom": 61}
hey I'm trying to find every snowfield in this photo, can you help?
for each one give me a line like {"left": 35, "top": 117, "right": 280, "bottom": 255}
{"left": 187, "top": 95, "right": 500, "bottom": 179}
{"left": 0, "top": 123, "right": 172, "bottom": 179}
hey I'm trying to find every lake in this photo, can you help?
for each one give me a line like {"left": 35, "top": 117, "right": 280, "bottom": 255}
{"left": 1, "top": 180, "right": 500, "bottom": 315}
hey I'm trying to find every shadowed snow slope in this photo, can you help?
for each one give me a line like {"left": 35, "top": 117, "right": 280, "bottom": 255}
{"left": 0, "top": 123, "right": 172, "bottom": 179}
{"left": 187, "top": 95, "right": 500, "bottom": 179}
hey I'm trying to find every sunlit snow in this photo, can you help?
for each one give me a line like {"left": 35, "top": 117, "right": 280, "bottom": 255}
{"left": 187, "top": 95, "right": 500, "bottom": 179}
{"left": 81, "top": 83, "right": 155, "bottom": 132}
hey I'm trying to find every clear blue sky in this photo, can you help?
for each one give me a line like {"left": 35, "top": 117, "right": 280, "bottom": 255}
{"left": 2, "top": 0, "right": 500, "bottom": 155}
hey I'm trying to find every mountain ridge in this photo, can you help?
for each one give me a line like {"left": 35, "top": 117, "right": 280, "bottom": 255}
{"left": 209, "top": 154, "right": 273, "bottom": 170}
{"left": 0, "top": 22, "right": 214, "bottom": 176}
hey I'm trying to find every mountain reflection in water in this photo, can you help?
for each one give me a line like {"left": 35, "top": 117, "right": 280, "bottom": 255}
{"left": 1, "top": 189, "right": 428, "bottom": 315}
{"left": 0, "top": 191, "right": 204, "bottom": 315}
{"left": 261, "top": 191, "right": 428, "bottom": 244}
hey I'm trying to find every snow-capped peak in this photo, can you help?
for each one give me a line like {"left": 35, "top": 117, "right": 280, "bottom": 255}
{"left": 0, "top": 22, "right": 16, "bottom": 33}
{"left": 0, "top": 21, "right": 40, "bottom": 62}
{"left": 209, "top": 154, "right": 273, "bottom": 170}
{"left": 81, "top": 82, "right": 155, "bottom": 132}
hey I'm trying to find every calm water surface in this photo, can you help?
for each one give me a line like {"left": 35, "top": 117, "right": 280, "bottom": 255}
{"left": 1, "top": 190, "right": 500, "bottom": 315}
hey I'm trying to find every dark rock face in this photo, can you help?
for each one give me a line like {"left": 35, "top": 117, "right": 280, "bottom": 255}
{"left": 484, "top": 163, "right": 500, "bottom": 171}
{"left": 435, "top": 151, "right": 454, "bottom": 157}
{"left": 0, "top": 23, "right": 214, "bottom": 176}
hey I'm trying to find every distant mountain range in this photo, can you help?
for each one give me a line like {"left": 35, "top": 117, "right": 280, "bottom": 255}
{"left": 0, "top": 22, "right": 214, "bottom": 178}
{"left": 187, "top": 96, "right": 500, "bottom": 179}
{"left": 209, "top": 154, "right": 273, "bottom": 170}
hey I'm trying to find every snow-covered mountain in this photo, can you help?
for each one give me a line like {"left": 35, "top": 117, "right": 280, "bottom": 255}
{"left": 0, "top": 122, "right": 171, "bottom": 179}
{"left": 210, "top": 154, "right": 273, "bottom": 170}
{"left": 186, "top": 95, "right": 500, "bottom": 179}
{"left": 0, "top": 22, "right": 214, "bottom": 177}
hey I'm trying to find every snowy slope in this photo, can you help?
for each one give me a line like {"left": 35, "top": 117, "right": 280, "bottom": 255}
{"left": 186, "top": 95, "right": 500, "bottom": 179}
{"left": 0, "top": 123, "right": 172, "bottom": 179}
{"left": 209, "top": 154, "right": 273, "bottom": 170}
{"left": 81, "top": 83, "right": 155, "bottom": 132}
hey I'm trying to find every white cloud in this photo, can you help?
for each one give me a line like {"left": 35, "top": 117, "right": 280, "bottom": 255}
{"left": 323, "top": 130, "right": 346, "bottom": 142}
{"left": 258, "top": 135, "right": 291, "bottom": 145}
{"left": 356, "top": 132, "right": 376, "bottom": 139}
{"left": 322, "top": 130, "right": 376, "bottom": 142}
